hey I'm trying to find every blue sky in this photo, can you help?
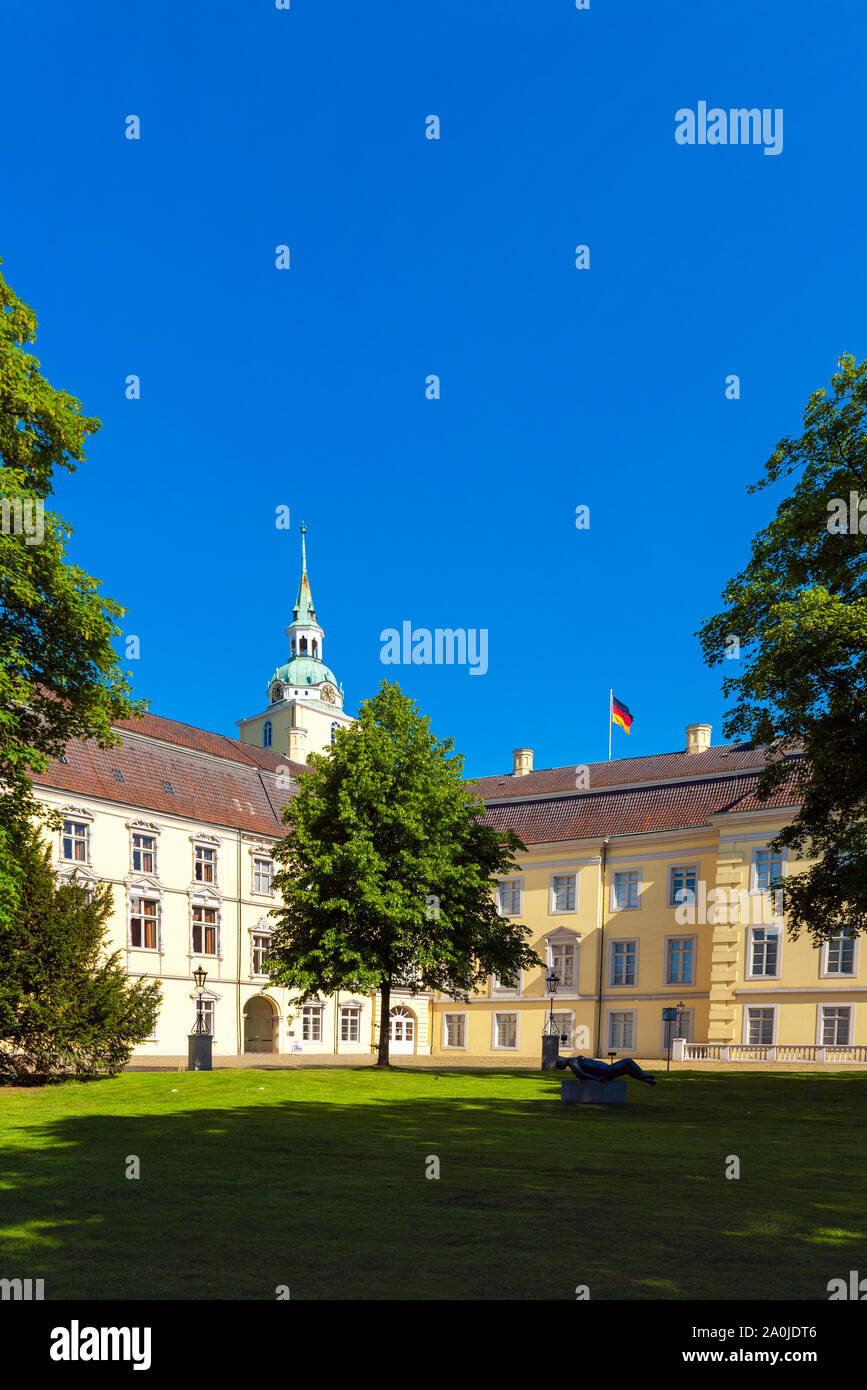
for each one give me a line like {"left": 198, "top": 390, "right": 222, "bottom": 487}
{"left": 3, "top": 0, "right": 866, "bottom": 778}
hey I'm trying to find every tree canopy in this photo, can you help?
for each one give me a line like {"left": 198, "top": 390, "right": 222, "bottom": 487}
{"left": 267, "top": 681, "right": 541, "bottom": 1063}
{"left": 697, "top": 353, "right": 867, "bottom": 945}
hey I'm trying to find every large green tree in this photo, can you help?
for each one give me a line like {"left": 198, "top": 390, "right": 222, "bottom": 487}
{"left": 268, "top": 681, "right": 540, "bottom": 1064}
{"left": 0, "top": 820, "right": 160, "bottom": 1081}
{"left": 0, "top": 259, "right": 143, "bottom": 908}
{"left": 698, "top": 353, "right": 867, "bottom": 946}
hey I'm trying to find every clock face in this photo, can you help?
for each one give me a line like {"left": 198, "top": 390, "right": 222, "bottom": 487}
{"left": 270, "top": 682, "right": 284, "bottom": 703}
{"left": 321, "top": 684, "right": 336, "bottom": 704}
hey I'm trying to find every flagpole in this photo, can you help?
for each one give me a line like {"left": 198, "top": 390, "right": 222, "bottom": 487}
{"left": 608, "top": 687, "right": 612, "bottom": 762}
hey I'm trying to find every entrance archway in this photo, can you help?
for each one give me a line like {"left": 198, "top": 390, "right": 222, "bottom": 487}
{"left": 389, "top": 1005, "right": 416, "bottom": 1055}
{"left": 244, "top": 995, "right": 277, "bottom": 1053}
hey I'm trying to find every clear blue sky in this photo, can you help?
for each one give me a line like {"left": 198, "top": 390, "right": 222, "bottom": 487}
{"left": 3, "top": 0, "right": 866, "bottom": 778}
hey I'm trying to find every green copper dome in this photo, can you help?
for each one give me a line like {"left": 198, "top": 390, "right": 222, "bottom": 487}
{"left": 270, "top": 655, "right": 338, "bottom": 694}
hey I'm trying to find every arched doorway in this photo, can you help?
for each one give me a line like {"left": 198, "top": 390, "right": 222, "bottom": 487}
{"left": 389, "top": 1005, "right": 416, "bottom": 1055}
{"left": 244, "top": 995, "right": 277, "bottom": 1053}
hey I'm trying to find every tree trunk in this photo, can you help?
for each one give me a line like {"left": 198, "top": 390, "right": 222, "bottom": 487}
{"left": 376, "top": 977, "right": 391, "bottom": 1066}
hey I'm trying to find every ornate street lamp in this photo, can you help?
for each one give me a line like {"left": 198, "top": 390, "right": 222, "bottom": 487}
{"left": 543, "top": 966, "right": 561, "bottom": 1034}
{"left": 541, "top": 965, "right": 562, "bottom": 1070}
{"left": 192, "top": 966, "right": 209, "bottom": 1034}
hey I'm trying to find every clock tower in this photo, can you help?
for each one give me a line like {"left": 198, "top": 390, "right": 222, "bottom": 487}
{"left": 236, "top": 523, "right": 354, "bottom": 762}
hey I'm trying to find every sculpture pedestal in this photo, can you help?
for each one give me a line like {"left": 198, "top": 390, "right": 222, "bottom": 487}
{"left": 561, "top": 1078, "right": 626, "bottom": 1106}
{"left": 187, "top": 1034, "right": 213, "bottom": 1071}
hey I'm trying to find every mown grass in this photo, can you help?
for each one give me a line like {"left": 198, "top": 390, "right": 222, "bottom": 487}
{"left": 0, "top": 1068, "right": 864, "bottom": 1300}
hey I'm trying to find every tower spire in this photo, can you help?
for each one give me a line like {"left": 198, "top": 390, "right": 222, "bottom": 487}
{"left": 292, "top": 521, "right": 317, "bottom": 624}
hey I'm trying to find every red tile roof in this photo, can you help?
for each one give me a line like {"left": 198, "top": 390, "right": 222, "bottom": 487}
{"left": 484, "top": 769, "right": 803, "bottom": 846}
{"left": 32, "top": 713, "right": 804, "bottom": 846}
{"left": 33, "top": 713, "right": 307, "bottom": 838}
{"left": 472, "top": 743, "right": 778, "bottom": 799}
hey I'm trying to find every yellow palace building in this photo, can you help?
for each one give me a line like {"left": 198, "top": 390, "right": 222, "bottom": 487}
{"left": 30, "top": 531, "right": 866, "bottom": 1067}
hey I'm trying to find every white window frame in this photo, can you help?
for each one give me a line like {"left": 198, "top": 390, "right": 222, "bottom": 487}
{"left": 190, "top": 902, "right": 221, "bottom": 958}
{"left": 609, "top": 937, "right": 639, "bottom": 988}
{"left": 549, "top": 872, "right": 578, "bottom": 914}
{"left": 820, "top": 932, "right": 859, "bottom": 979}
{"left": 252, "top": 855, "right": 274, "bottom": 896}
{"left": 128, "top": 894, "right": 161, "bottom": 953}
{"left": 492, "top": 1011, "right": 519, "bottom": 1050}
{"left": 127, "top": 817, "right": 159, "bottom": 872}
{"left": 192, "top": 993, "right": 218, "bottom": 1039}
{"left": 606, "top": 1009, "right": 637, "bottom": 1051}
{"left": 442, "top": 1012, "right": 468, "bottom": 1049}
{"left": 660, "top": 1007, "right": 693, "bottom": 1050}
{"left": 340, "top": 1005, "right": 361, "bottom": 1044}
{"left": 546, "top": 932, "right": 580, "bottom": 995}
{"left": 497, "top": 878, "right": 523, "bottom": 917}
{"left": 302, "top": 1004, "right": 324, "bottom": 1042}
{"left": 664, "top": 934, "right": 697, "bottom": 986}
{"left": 610, "top": 869, "right": 641, "bottom": 912}
{"left": 750, "top": 847, "right": 785, "bottom": 896}
{"left": 816, "top": 1003, "right": 854, "bottom": 1047}
{"left": 742, "top": 1004, "right": 778, "bottom": 1045}
{"left": 550, "top": 1011, "right": 575, "bottom": 1048}
{"left": 251, "top": 928, "right": 272, "bottom": 978}
{"left": 746, "top": 924, "right": 782, "bottom": 980}
{"left": 193, "top": 837, "right": 220, "bottom": 885}
{"left": 491, "top": 970, "right": 523, "bottom": 998}
{"left": 60, "top": 811, "right": 93, "bottom": 867}
{"left": 668, "top": 864, "right": 699, "bottom": 908}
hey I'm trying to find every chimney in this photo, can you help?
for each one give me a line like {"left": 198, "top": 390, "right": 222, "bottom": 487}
{"left": 513, "top": 748, "right": 533, "bottom": 776}
{"left": 685, "top": 723, "right": 712, "bottom": 755}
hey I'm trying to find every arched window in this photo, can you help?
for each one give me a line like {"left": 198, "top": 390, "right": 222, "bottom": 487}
{"left": 291, "top": 638, "right": 296, "bottom": 655}
{"left": 331, "top": 722, "right": 339, "bottom": 745}
{"left": 312, "top": 639, "right": 318, "bottom": 657}
{"left": 300, "top": 637, "right": 308, "bottom": 654}
{"left": 263, "top": 720, "right": 272, "bottom": 748}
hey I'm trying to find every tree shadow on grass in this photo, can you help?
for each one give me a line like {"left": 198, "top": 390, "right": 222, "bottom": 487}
{"left": 0, "top": 1070, "right": 865, "bottom": 1301}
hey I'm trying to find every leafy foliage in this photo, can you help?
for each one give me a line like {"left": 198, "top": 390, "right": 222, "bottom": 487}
{"left": 698, "top": 354, "right": 867, "bottom": 944}
{"left": 268, "top": 682, "right": 541, "bottom": 1062}
{"left": 0, "top": 819, "right": 161, "bottom": 1081}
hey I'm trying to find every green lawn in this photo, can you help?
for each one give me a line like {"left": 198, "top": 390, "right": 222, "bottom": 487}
{"left": 0, "top": 1068, "right": 864, "bottom": 1300}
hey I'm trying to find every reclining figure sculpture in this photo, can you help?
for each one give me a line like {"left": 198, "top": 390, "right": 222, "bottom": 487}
{"left": 556, "top": 1054, "right": 656, "bottom": 1085}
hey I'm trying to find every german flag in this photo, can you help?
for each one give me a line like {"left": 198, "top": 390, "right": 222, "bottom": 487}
{"left": 612, "top": 696, "right": 633, "bottom": 735}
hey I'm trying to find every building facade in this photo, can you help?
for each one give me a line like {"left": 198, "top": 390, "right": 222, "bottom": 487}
{"left": 27, "top": 531, "right": 866, "bottom": 1065}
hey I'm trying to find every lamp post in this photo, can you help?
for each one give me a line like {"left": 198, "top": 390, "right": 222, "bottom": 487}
{"left": 541, "top": 966, "right": 562, "bottom": 1070}
{"left": 188, "top": 965, "right": 213, "bottom": 1071}
{"left": 192, "top": 965, "right": 209, "bottom": 1034}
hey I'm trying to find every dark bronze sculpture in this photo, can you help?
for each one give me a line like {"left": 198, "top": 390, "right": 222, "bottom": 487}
{"left": 556, "top": 1055, "right": 656, "bottom": 1085}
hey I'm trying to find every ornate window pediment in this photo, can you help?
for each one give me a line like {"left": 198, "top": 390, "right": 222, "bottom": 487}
{"left": 188, "top": 883, "right": 222, "bottom": 905}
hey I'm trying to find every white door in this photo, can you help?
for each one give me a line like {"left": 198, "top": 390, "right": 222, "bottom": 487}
{"left": 389, "top": 1006, "right": 416, "bottom": 1055}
